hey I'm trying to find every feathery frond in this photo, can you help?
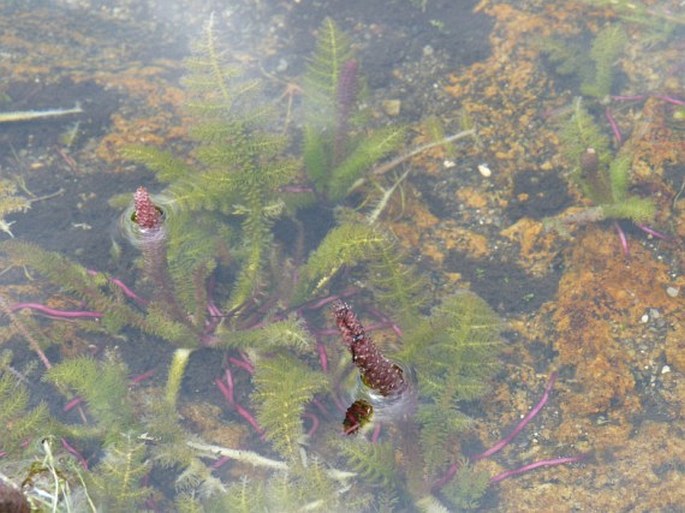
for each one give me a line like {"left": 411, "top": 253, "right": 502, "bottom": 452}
{"left": 44, "top": 351, "right": 135, "bottom": 442}
{"left": 0, "top": 352, "right": 49, "bottom": 455}
{"left": 88, "top": 432, "right": 150, "bottom": 513}
{"left": 252, "top": 355, "right": 326, "bottom": 459}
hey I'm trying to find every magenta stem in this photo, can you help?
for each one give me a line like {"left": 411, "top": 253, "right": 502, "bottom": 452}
{"left": 11, "top": 302, "right": 102, "bottom": 319}
{"left": 234, "top": 403, "right": 265, "bottom": 437}
{"left": 215, "top": 378, "right": 233, "bottom": 406}
{"left": 635, "top": 223, "right": 668, "bottom": 240}
{"left": 303, "top": 412, "right": 320, "bottom": 437}
{"left": 61, "top": 437, "right": 88, "bottom": 469}
{"left": 474, "top": 372, "right": 558, "bottom": 461}
{"left": 211, "top": 456, "right": 232, "bottom": 470}
{"left": 110, "top": 277, "right": 147, "bottom": 305}
{"left": 432, "top": 462, "right": 459, "bottom": 491}
{"left": 371, "top": 422, "right": 382, "bottom": 444}
{"left": 63, "top": 396, "right": 84, "bottom": 412}
{"left": 614, "top": 221, "right": 630, "bottom": 257}
{"left": 215, "top": 371, "right": 264, "bottom": 437}
{"left": 228, "top": 356, "right": 254, "bottom": 374}
{"left": 490, "top": 455, "right": 585, "bottom": 484}
{"left": 129, "top": 368, "right": 156, "bottom": 385}
{"left": 317, "top": 341, "right": 329, "bottom": 373}
{"left": 653, "top": 94, "right": 685, "bottom": 106}
{"left": 604, "top": 108, "right": 622, "bottom": 145}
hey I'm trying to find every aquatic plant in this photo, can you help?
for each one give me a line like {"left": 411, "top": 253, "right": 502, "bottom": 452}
{"left": 581, "top": 0, "right": 684, "bottom": 42}
{"left": 0, "top": 13, "right": 582, "bottom": 513}
{"left": 330, "top": 300, "right": 583, "bottom": 511}
{"left": 541, "top": 24, "right": 627, "bottom": 100}
{"left": 552, "top": 98, "right": 661, "bottom": 254}
{"left": 301, "top": 18, "right": 406, "bottom": 203}
{"left": 0, "top": 351, "right": 49, "bottom": 457}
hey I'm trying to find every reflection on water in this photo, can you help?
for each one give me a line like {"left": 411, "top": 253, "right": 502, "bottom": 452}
{"left": 0, "top": 1, "right": 683, "bottom": 512}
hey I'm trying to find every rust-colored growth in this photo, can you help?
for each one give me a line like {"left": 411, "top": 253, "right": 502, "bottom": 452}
{"left": 332, "top": 301, "right": 407, "bottom": 397}
{"left": 133, "top": 186, "right": 162, "bottom": 230}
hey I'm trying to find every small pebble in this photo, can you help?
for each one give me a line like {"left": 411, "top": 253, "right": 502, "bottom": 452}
{"left": 477, "top": 163, "right": 492, "bottom": 177}
{"left": 640, "top": 313, "right": 649, "bottom": 323}
{"left": 666, "top": 286, "right": 679, "bottom": 298}
{"left": 661, "top": 365, "right": 671, "bottom": 375}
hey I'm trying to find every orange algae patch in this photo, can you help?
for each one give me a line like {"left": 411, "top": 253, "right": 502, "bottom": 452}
{"left": 444, "top": 3, "right": 578, "bottom": 180}
{"left": 549, "top": 228, "right": 678, "bottom": 416}
{"left": 455, "top": 186, "right": 489, "bottom": 210}
{"left": 500, "top": 217, "right": 560, "bottom": 276}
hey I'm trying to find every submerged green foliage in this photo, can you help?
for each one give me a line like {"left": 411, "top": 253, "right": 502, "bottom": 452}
{"left": 559, "top": 99, "right": 656, "bottom": 222}
{"left": 45, "top": 352, "right": 134, "bottom": 442}
{"left": 541, "top": 24, "right": 626, "bottom": 99}
{"left": 400, "top": 292, "right": 502, "bottom": 478}
{"left": 252, "top": 354, "right": 327, "bottom": 459}
{"left": 0, "top": 351, "right": 49, "bottom": 456}
{"left": 0, "top": 14, "right": 508, "bottom": 513}
{"left": 581, "top": 0, "right": 683, "bottom": 43}
{"left": 302, "top": 18, "right": 405, "bottom": 202}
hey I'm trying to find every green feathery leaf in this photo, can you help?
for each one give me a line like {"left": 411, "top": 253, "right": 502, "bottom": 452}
{"left": 252, "top": 355, "right": 326, "bottom": 459}
{"left": 88, "top": 432, "right": 151, "bottom": 513}
{"left": 44, "top": 351, "right": 135, "bottom": 442}
{"left": 337, "top": 438, "right": 398, "bottom": 487}
{"left": 293, "top": 222, "right": 388, "bottom": 302}
{"left": 0, "top": 352, "right": 49, "bottom": 456}
{"left": 581, "top": 24, "right": 627, "bottom": 99}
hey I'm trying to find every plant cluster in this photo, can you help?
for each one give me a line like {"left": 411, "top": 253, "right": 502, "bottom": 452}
{"left": 540, "top": 23, "right": 627, "bottom": 100}
{"left": 538, "top": 16, "right": 672, "bottom": 253}
{"left": 0, "top": 15, "right": 579, "bottom": 513}
{"left": 557, "top": 98, "right": 656, "bottom": 224}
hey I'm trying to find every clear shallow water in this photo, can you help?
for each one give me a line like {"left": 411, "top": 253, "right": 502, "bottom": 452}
{"left": 0, "top": 1, "right": 683, "bottom": 512}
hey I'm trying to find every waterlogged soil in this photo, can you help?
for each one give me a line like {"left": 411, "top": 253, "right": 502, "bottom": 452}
{"left": 1, "top": 1, "right": 684, "bottom": 512}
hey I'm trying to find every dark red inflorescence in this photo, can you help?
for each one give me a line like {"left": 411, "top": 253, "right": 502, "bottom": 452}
{"left": 332, "top": 300, "right": 407, "bottom": 398}
{"left": 133, "top": 186, "right": 162, "bottom": 230}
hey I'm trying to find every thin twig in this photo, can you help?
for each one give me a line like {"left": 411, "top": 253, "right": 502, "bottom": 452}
{"left": 371, "top": 129, "right": 475, "bottom": 177}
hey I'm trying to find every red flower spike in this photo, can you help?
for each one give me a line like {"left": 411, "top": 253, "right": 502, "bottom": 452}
{"left": 332, "top": 301, "right": 407, "bottom": 397}
{"left": 133, "top": 186, "right": 162, "bottom": 230}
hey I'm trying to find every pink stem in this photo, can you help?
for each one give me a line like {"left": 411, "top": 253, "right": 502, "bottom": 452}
{"left": 63, "top": 396, "right": 84, "bottom": 412}
{"left": 303, "top": 412, "right": 320, "bottom": 437}
{"left": 215, "top": 377, "right": 233, "bottom": 405}
{"left": 129, "top": 369, "right": 156, "bottom": 385}
{"left": 604, "top": 108, "right": 622, "bottom": 145}
{"left": 653, "top": 94, "right": 685, "bottom": 106}
{"left": 211, "top": 456, "right": 232, "bottom": 469}
{"left": 234, "top": 403, "right": 265, "bottom": 437}
{"left": 228, "top": 356, "right": 254, "bottom": 375}
{"left": 61, "top": 437, "right": 88, "bottom": 469}
{"left": 490, "top": 455, "right": 585, "bottom": 484}
{"left": 11, "top": 302, "right": 102, "bottom": 319}
{"left": 215, "top": 371, "right": 264, "bottom": 437}
{"left": 311, "top": 397, "right": 332, "bottom": 419}
{"left": 110, "top": 277, "right": 148, "bottom": 305}
{"left": 317, "top": 341, "right": 329, "bottom": 373}
{"left": 371, "top": 422, "right": 382, "bottom": 444}
{"left": 474, "top": 372, "right": 558, "bottom": 461}
{"left": 87, "top": 269, "right": 147, "bottom": 306}
{"left": 614, "top": 221, "right": 630, "bottom": 257}
{"left": 432, "top": 462, "right": 459, "bottom": 491}
{"left": 635, "top": 223, "right": 668, "bottom": 240}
